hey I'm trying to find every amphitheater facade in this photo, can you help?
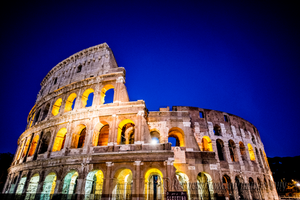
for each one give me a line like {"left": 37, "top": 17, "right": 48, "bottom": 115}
{"left": 3, "top": 43, "right": 278, "bottom": 200}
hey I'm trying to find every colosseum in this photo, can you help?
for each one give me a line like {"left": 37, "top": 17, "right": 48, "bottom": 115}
{"left": 2, "top": 43, "right": 278, "bottom": 200}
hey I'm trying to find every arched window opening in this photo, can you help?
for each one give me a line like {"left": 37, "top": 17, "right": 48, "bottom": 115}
{"left": 176, "top": 172, "right": 190, "bottom": 200}
{"left": 62, "top": 170, "right": 79, "bottom": 197}
{"left": 52, "top": 98, "right": 62, "bottom": 116}
{"left": 213, "top": 125, "right": 221, "bottom": 136}
{"left": 199, "top": 111, "right": 204, "bottom": 118}
{"left": 100, "top": 84, "right": 114, "bottom": 104}
{"left": 201, "top": 136, "right": 213, "bottom": 151}
{"left": 197, "top": 172, "right": 214, "bottom": 200}
{"left": 82, "top": 88, "right": 94, "bottom": 108}
{"left": 78, "top": 128, "right": 86, "bottom": 148}
{"left": 71, "top": 125, "right": 86, "bottom": 148}
{"left": 16, "top": 176, "right": 27, "bottom": 195}
{"left": 144, "top": 168, "right": 164, "bottom": 200}
{"left": 32, "top": 109, "right": 41, "bottom": 125}
{"left": 239, "top": 142, "right": 247, "bottom": 161}
{"left": 98, "top": 124, "right": 109, "bottom": 146}
{"left": 16, "top": 140, "right": 25, "bottom": 160}
{"left": 260, "top": 149, "right": 267, "bottom": 169}
{"left": 249, "top": 177, "right": 259, "bottom": 200}
{"left": 150, "top": 131, "right": 160, "bottom": 144}
{"left": 85, "top": 170, "right": 104, "bottom": 200}
{"left": 168, "top": 127, "right": 185, "bottom": 147}
{"left": 248, "top": 143, "right": 255, "bottom": 161}
{"left": 28, "top": 113, "right": 35, "bottom": 128}
{"left": 235, "top": 176, "right": 245, "bottom": 199}
{"left": 25, "top": 174, "right": 39, "bottom": 199}
{"left": 38, "top": 132, "right": 51, "bottom": 154}
{"left": 27, "top": 105, "right": 36, "bottom": 129}
{"left": 64, "top": 93, "right": 77, "bottom": 112}
{"left": 52, "top": 128, "right": 67, "bottom": 152}
{"left": 28, "top": 135, "right": 39, "bottom": 157}
{"left": 41, "top": 104, "right": 50, "bottom": 121}
{"left": 41, "top": 172, "right": 57, "bottom": 200}
{"left": 269, "top": 179, "right": 273, "bottom": 191}
{"left": 216, "top": 139, "right": 225, "bottom": 161}
{"left": 255, "top": 148, "right": 263, "bottom": 167}
{"left": 112, "top": 169, "right": 132, "bottom": 200}
{"left": 224, "top": 115, "right": 229, "bottom": 122}
{"left": 252, "top": 135, "right": 256, "bottom": 144}
{"left": 22, "top": 139, "right": 31, "bottom": 158}
{"left": 228, "top": 140, "right": 238, "bottom": 162}
{"left": 77, "top": 65, "right": 82, "bottom": 73}
{"left": 264, "top": 178, "right": 269, "bottom": 191}
{"left": 117, "top": 119, "right": 135, "bottom": 145}
{"left": 222, "top": 175, "right": 233, "bottom": 199}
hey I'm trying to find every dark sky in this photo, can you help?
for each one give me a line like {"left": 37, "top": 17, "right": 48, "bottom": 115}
{"left": 0, "top": 0, "right": 299, "bottom": 157}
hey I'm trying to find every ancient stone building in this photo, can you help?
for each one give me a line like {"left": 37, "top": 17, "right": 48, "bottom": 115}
{"left": 2, "top": 43, "right": 278, "bottom": 200}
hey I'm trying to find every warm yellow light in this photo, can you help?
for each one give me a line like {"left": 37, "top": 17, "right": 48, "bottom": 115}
{"left": 64, "top": 93, "right": 77, "bottom": 112}
{"left": 202, "top": 136, "right": 213, "bottom": 151}
{"left": 52, "top": 128, "right": 67, "bottom": 152}
{"left": 52, "top": 98, "right": 62, "bottom": 116}
{"left": 248, "top": 143, "right": 255, "bottom": 161}
{"left": 100, "top": 84, "right": 114, "bottom": 104}
{"left": 81, "top": 88, "right": 94, "bottom": 107}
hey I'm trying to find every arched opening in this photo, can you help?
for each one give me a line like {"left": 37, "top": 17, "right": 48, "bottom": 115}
{"left": 82, "top": 88, "right": 94, "bottom": 108}
{"left": 52, "top": 128, "right": 67, "bottom": 152}
{"left": 235, "top": 176, "right": 245, "bottom": 199}
{"left": 260, "top": 149, "right": 267, "bottom": 169}
{"left": 117, "top": 119, "right": 135, "bottom": 145}
{"left": 27, "top": 105, "right": 36, "bottom": 129}
{"left": 64, "top": 93, "right": 77, "bottom": 112}
{"left": 197, "top": 172, "right": 214, "bottom": 200}
{"left": 85, "top": 170, "right": 104, "bottom": 200}
{"left": 112, "top": 169, "right": 133, "bottom": 200}
{"left": 144, "top": 168, "right": 164, "bottom": 200}
{"left": 202, "top": 136, "right": 213, "bottom": 151}
{"left": 71, "top": 125, "right": 86, "bottom": 148}
{"left": 222, "top": 175, "right": 234, "bottom": 200}
{"left": 41, "top": 103, "right": 50, "bottom": 121}
{"left": 249, "top": 177, "right": 259, "bottom": 200}
{"left": 92, "top": 121, "right": 109, "bottom": 146}
{"left": 16, "top": 176, "right": 27, "bottom": 195}
{"left": 150, "top": 130, "right": 160, "bottom": 144}
{"left": 255, "top": 148, "right": 262, "bottom": 167}
{"left": 168, "top": 127, "right": 185, "bottom": 147}
{"left": 247, "top": 143, "right": 255, "bottom": 161}
{"left": 52, "top": 98, "right": 62, "bottom": 116}
{"left": 25, "top": 173, "right": 39, "bottom": 199}
{"left": 216, "top": 139, "right": 225, "bottom": 161}
{"left": 28, "top": 135, "right": 39, "bottom": 157}
{"left": 16, "top": 140, "right": 25, "bottom": 160}
{"left": 8, "top": 176, "right": 18, "bottom": 193}
{"left": 213, "top": 125, "right": 221, "bottom": 136}
{"left": 32, "top": 109, "right": 41, "bottom": 125}
{"left": 228, "top": 140, "right": 238, "bottom": 162}
{"left": 239, "top": 142, "right": 247, "bottom": 161}
{"left": 62, "top": 170, "right": 79, "bottom": 198}
{"left": 41, "top": 172, "right": 57, "bottom": 200}
{"left": 176, "top": 172, "right": 190, "bottom": 200}
{"left": 252, "top": 135, "right": 256, "bottom": 144}
{"left": 22, "top": 139, "right": 31, "bottom": 158}
{"left": 100, "top": 84, "right": 114, "bottom": 104}
{"left": 38, "top": 132, "right": 51, "bottom": 154}
{"left": 264, "top": 178, "right": 269, "bottom": 192}
{"left": 257, "top": 178, "right": 264, "bottom": 199}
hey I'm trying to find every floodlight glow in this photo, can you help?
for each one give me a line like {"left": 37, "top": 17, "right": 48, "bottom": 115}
{"left": 151, "top": 139, "right": 158, "bottom": 145}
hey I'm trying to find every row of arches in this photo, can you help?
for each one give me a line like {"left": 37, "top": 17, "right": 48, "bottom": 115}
{"left": 27, "top": 85, "right": 115, "bottom": 129}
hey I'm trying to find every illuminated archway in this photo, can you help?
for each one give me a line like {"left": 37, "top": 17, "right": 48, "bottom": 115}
{"left": 144, "top": 168, "right": 164, "bottom": 200}
{"left": 28, "top": 135, "right": 39, "bottom": 157}
{"left": 93, "top": 121, "right": 109, "bottom": 146}
{"left": 235, "top": 176, "right": 245, "bottom": 199}
{"left": 222, "top": 174, "right": 233, "bottom": 199}
{"left": 239, "top": 142, "right": 247, "bottom": 161}
{"left": 216, "top": 139, "right": 225, "bottom": 161}
{"left": 85, "top": 170, "right": 104, "bottom": 200}
{"left": 64, "top": 93, "right": 77, "bottom": 112}
{"left": 247, "top": 143, "right": 255, "bottom": 161}
{"left": 150, "top": 130, "right": 160, "bottom": 144}
{"left": 52, "top": 128, "right": 67, "bottom": 152}
{"left": 82, "top": 88, "right": 94, "bottom": 108}
{"left": 62, "top": 170, "right": 79, "bottom": 197}
{"left": 228, "top": 140, "right": 238, "bottom": 162}
{"left": 168, "top": 127, "right": 185, "bottom": 147}
{"left": 16, "top": 140, "right": 25, "bottom": 160}
{"left": 22, "top": 139, "right": 30, "bottom": 158}
{"left": 38, "top": 132, "right": 51, "bottom": 154}
{"left": 71, "top": 125, "right": 86, "bottom": 148}
{"left": 25, "top": 173, "right": 39, "bottom": 199}
{"left": 52, "top": 98, "right": 62, "bottom": 116}
{"left": 41, "top": 172, "right": 57, "bottom": 200}
{"left": 112, "top": 169, "right": 133, "bottom": 200}
{"left": 197, "top": 172, "right": 214, "bottom": 200}
{"left": 100, "top": 84, "right": 114, "bottom": 104}
{"left": 16, "top": 175, "right": 27, "bottom": 195}
{"left": 117, "top": 119, "right": 135, "bottom": 145}
{"left": 176, "top": 172, "right": 190, "bottom": 200}
{"left": 202, "top": 136, "right": 213, "bottom": 151}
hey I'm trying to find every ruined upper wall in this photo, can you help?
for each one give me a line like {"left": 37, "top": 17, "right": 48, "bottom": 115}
{"left": 37, "top": 43, "right": 119, "bottom": 101}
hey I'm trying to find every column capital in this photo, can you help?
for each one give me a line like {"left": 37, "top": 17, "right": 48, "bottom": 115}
{"left": 106, "top": 162, "right": 113, "bottom": 167}
{"left": 116, "top": 76, "right": 125, "bottom": 83}
{"left": 134, "top": 161, "right": 142, "bottom": 165}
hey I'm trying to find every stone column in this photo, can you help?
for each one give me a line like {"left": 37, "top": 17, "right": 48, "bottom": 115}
{"left": 110, "top": 115, "right": 118, "bottom": 145}
{"left": 103, "top": 162, "right": 113, "bottom": 200}
{"left": 223, "top": 142, "right": 232, "bottom": 163}
{"left": 134, "top": 161, "right": 141, "bottom": 200}
{"left": 12, "top": 171, "right": 23, "bottom": 194}
{"left": 47, "top": 129, "right": 57, "bottom": 158}
{"left": 2, "top": 173, "right": 12, "bottom": 193}
{"left": 114, "top": 76, "right": 129, "bottom": 103}
{"left": 211, "top": 140, "right": 219, "bottom": 161}
{"left": 21, "top": 171, "right": 32, "bottom": 194}
{"left": 135, "top": 111, "right": 144, "bottom": 144}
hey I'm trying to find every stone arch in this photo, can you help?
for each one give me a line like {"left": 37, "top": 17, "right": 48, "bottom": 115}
{"left": 28, "top": 135, "right": 39, "bottom": 157}
{"left": 239, "top": 142, "right": 247, "bottom": 161}
{"left": 216, "top": 139, "right": 226, "bottom": 161}
{"left": 249, "top": 177, "right": 259, "bottom": 200}
{"left": 52, "top": 128, "right": 67, "bottom": 152}
{"left": 93, "top": 121, "right": 110, "bottom": 146}
{"left": 150, "top": 129, "right": 160, "bottom": 144}
{"left": 85, "top": 169, "right": 104, "bottom": 200}
{"left": 235, "top": 175, "right": 245, "bottom": 199}
{"left": 222, "top": 174, "right": 233, "bottom": 199}
{"left": 197, "top": 172, "right": 214, "bottom": 200}
{"left": 41, "top": 172, "right": 57, "bottom": 200}
{"left": 16, "top": 139, "right": 25, "bottom": 160}
{"left": 82, "top": 88, "right": 94, "bottom": 108}
{"left": 228, "top": 140, "right": 238, "bottom": 162}
{"left": 144, "top": 168, "right": 164, "bottom": 200}
{"left": 247, "top": 143, "right": 255, "bottom": 161}
{"left": 41, "top": 103, "right": 50, "bottom": 121}
{"left": 100, "top": 84, "right": 115, "bottom": 104}
{"left": 15, "top": 175, "right": 27, "bottom": 194}
{"left": 202, "top": 136, "right": 213, "bottom": 151}
{"left": 176, "top": 171, "right": 190, "bottom": 200}
{"left": 255, "top": 147, "right": 262, "bottom": 167}
{"left": 71, "top": 124, "right": 87, "bottom": 148}
{"left": 52, "top": 98, "right": 63, "bottom": 116}
{"left": 64, "top": 93, "right": 77, "bottom": 112}
{"left": 117, "top": 119, "right": 135, "bottom": 145}
{"left": 25, "top": 173, "right": 40, "bottom": 199}
{"left": 213, "top": 124, "right": 221, "bottom": 136}
{"left": 22, "top": 138, "right": 31, "bottom": 158}
{"left": 112, "top": 168, "right": 133, "bottom": 200}
{"left": 62, "top": 170, "right": 79, "bottom": 196}
{"left": 168, "top": 127, "right": 185, "bottom": 147}
{"left": 32, "top": 109, "right": 41, "bottom": 125}
{"left": 38, "top": 131, "right": 51, "bottom": 154}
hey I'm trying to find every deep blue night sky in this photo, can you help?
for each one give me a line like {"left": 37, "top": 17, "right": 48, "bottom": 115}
{"left": 0, "top": 0, "right": 299, "bottom": 157}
